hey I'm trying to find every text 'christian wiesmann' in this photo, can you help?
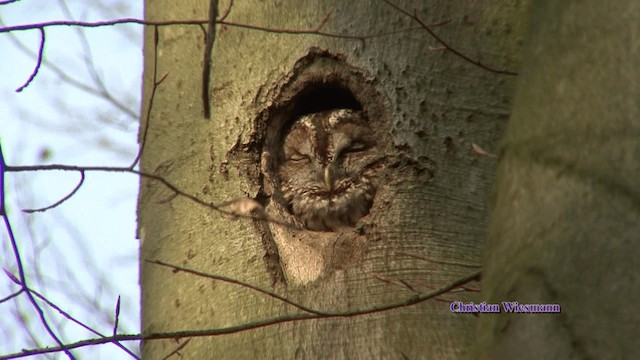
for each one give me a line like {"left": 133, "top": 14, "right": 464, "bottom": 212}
{"left": 449, "top": 301, "right": 561, "bottom": 313}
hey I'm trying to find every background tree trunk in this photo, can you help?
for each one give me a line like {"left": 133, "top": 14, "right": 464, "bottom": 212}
{"left": 479, "top": 1, "right": 640, "bottom": 359}
{"left": 140, "top": 0, "right": 525, "bottom": 358}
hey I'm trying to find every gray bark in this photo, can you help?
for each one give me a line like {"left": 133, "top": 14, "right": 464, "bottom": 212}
{"left": 140, "top": 0, "right": 523, "bottom": 358}
{"left": 479, "top": 1, "right": 640, "bottom": 359}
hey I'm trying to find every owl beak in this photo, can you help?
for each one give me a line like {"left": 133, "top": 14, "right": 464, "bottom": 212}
{"left": 323, "top": 166, "right": 332, "bottom": 191}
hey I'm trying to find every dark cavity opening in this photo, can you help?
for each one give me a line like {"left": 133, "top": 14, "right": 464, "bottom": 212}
{"left": 291, "top": 83, "right": 361, "bottom": 119}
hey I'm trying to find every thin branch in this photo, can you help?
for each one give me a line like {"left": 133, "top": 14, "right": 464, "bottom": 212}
{"left": 218, "top": 0, "right": 233, "bottom": 21}
{"left": 57, "top": 0, "right": 126, "bottom": 116}
{"left": 202, "top": 0, "right": 219, "bottom": 119}
{"left": 218, "top": 18, "right": 366, "bottom": 41}
{"left": 161, "top": 339, "right": 191, "bottom": 360}
{"left": 371, "top": 273, "right": 419, "bottom": 293}
{"left": 0, "top": 153, "right": 137, "bottom": 357}
{"left": 22, "top": 170, "right": 85, "bottom": 213}
{"left": 0, "top": 19, "right": 138, "bottom": 119}
{"left": 0, "top": 18, "right": 416, "bottom": 43}
{"left": 131, "top": 26, "right": 166, "bottom": 168}
{"left": 0, "top": 143, "right": 5, "bottom": 216}
{"left": 0, "top": 144, "right": 74, "bottom": 358}
{"left": 113, "top": 295, "right": 121, "bottom": 336}
{"left": 3, "top": 269, "right": 20, "bottom": 285}
{"left": 15, "top": 27, "right": 44, "bottom": 92}
{"left": 314, "top": 7, "right": 334, "bottom": 32}
{"left": 149, "top": 260, "right": 326, "bottom": 315}
{"left": 4, "top": 163, "right": 298, "bottom": 228}
{"left": 0, "top": 334, "right": 141, "bottom": 359}
{"left": 396, "top": 252, "right": 482, "bottom": 269}
{"left": 0, "top": 270, "right": 481, "bottom": 359}
{"left": 2, "top": 14, "right": 452, "bottom": 100}
{"left": 27, "top": 283, "right": 138, "bottom": 359}
{"left": 0, "top": 18, "right": 358, "bottom": 39}
{"left": 383, "top": 0, "right": 518, "bottom": 76}
{"left": 0, "top": 18, "right": 161, "bottom": 32}
{"left": 0, "top": 289, "right": 23, "bottom": 304}
{"left": 2, "top": 211, "right": 75, "bottom": 359}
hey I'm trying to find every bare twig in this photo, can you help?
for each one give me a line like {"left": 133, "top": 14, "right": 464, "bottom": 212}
{"left": 26, "top": 280, "right": 138, "bottom": 359}
{"left": 371, "top": 273, "right": 419, "bottom": 293}
{"left": 2, "top": 211, "right": 75, "bottom": 359}
{"left": 315, "top": 7, "right": 335, "bottom": 32}
{"left": 218, "top": 0, "right": 233, "bottom": 21}
{"left": 202, "top": 0, "right": 219, "bottom": 119}
{"left": 0, "top": 290, "right": 23, "bottom": 304}
{"left": 57, "top": 0, "right": 131, "bottom": 120}
{"left": 22, "top": 170, "right": 85, "bottom": 213}
{"left": 0, "top": 17, "right": 430, "bottom": 43}
{"left": 0, "top": 20, "right": 138, "bottom": 119}
{"left": 396, "top": 252, "right": 483, "bottom": 269}
{"left": 0, "top": 144, "right": 5, "bottom": 216}
{"left": 0, "top": 270, "right": 481, "bottom": 359}
{"left": 113, "top": 295, "right": 121, "bottom": 336}
{"left": 131, "top": 26, "right": 167, "bottom": 168}
{"left": 4, "top": 163, "right": 298, "bottom": 228}
{"left": 1, "top": 145, "right": 75, "bottom": 358}
{"left": 383, "top": 0, "right": 518, "bottom": 76}
{"left": 149, "top": 260, "right": 326, "bottom": 315}
{"left": 2, "top": 14, "right": 452, "bottom": 101}
{"left": 161, "top": 339, "right": 191, "bottom": 360}
{"left": 15, "top": 27, "right": 44, "bottom": 92}
{"left": 1, "top": 148, "right": 138, "bottom": 358}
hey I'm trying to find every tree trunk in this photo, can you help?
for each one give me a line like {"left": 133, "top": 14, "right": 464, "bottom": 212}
{"left": 478, "top": 1, "right": 640, "bottom": 359}
{"left": 140, "top": 1, "right": 524, "bottom": 358}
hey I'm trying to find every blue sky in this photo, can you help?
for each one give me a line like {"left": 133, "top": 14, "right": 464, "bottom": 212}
{"left": 1, "top": 1, "right": 143, "bottom": 358}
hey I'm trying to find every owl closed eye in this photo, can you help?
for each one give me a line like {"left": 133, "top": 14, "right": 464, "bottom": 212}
{"left": 278, "top": 109, "right": 379, "bottom": 232}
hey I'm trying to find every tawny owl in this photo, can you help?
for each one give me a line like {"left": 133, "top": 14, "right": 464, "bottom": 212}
{"left": 278, "top": 109, "right": 380, "bottom": 232}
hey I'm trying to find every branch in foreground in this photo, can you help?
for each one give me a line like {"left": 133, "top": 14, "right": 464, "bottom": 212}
{"left": 0, "top": 20, "right": 138, "bottom": 118}
{"left": 149, "top": 260, "right": 326, "bottom": 315}
{"left": 0, "top": 289, "right": 23, "bottom": 304}
{"left": 2, "top": 15, "right": 449, "bottom": 94}
{"left": 2, "top": 212, "right": 74, "bottom": 359}
{"left": 131, "top": 26, "right": 167, "bottom": 168}
{"left": 0, "top": 269, "right": 481, "bottom": 359}
{"left": 0, "top": 17, "right": 449, "bottom": 42}
{"left": 201, "top": 0, "right": 219, "bottom": 119}
{"left": 383, "top": 0, "right": 518, "bottom": 76}
{"left": 22, "top": 171, "right": 84, "bottom": 213}
{"left": 15, "top": 27, "right": 44, "bottom": 92}
{"left": 4, "top": 163, "right": 299, "bottom": 229}
{"left": 0, "top": 145, "right": 74, "bottom": 358}
{"left": 2, "top": 271, "right": 139, "bottom": 359}
{"left": 0, "top": 18, "right": 364, "bottom": 41}
{"left": 160, "top": 338, "right": 191, "bottom": 360}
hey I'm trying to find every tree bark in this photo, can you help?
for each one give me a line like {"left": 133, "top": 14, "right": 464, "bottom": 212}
{"left": 479, "top": 1, "right": 640, "bottom": 359}
{"left": 140, "top": 0, "right": 524, "bottom": 358}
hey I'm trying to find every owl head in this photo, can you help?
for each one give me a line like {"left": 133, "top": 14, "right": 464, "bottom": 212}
{"left": 277, "top": 109, "right": 380, "bottom": 232}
